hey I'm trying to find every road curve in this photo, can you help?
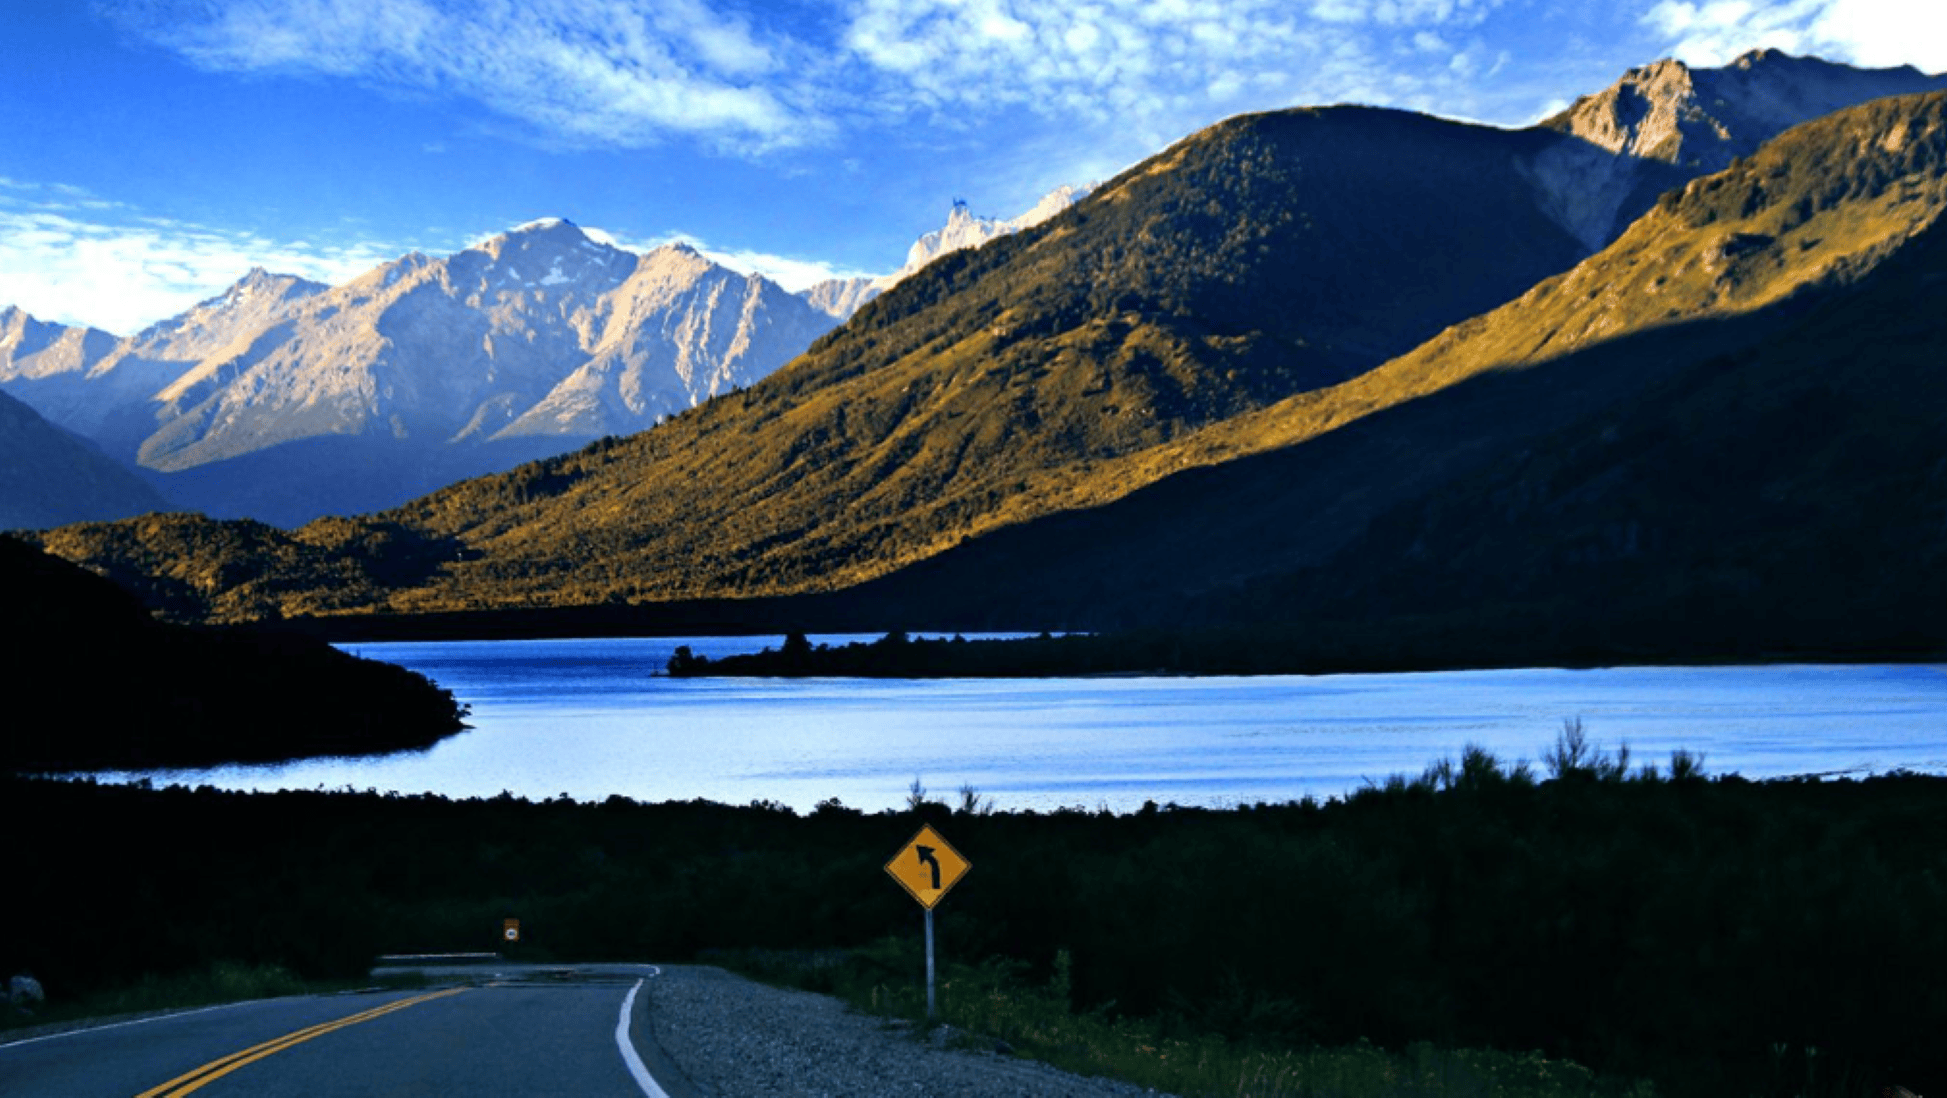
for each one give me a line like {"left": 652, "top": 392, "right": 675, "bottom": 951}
{"left": 0, "top": 963, "right": 695, "bottom": 1097}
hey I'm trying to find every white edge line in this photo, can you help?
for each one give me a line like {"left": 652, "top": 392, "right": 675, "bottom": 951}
{"left": 617, "top": 970, "right": 671, "bottom": 1098}
{"left": 0, "top": 997, "right": 285, "bottom": 1051}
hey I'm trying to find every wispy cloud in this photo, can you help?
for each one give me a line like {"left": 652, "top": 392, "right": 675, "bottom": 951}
{"left": 109, "top": 0, "right": 819, "bottom": 153}
{"left": 1644, "top": 0, "right": 1947, "bottom": 72}
{"left": 109, "top": 0, "right": 1544, "bottom": 160}
{"left": 834, "top": 0, "right": 1520, "bottom": 141}
{"left": 0, "top": 183, "right": 403, "bottom": 333}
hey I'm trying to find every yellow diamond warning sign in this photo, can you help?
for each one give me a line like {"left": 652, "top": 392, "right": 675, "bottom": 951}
{"left": 885, "top": 824, "right": 971, "bottom": 909}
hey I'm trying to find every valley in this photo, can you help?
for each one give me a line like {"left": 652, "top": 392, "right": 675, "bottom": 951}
{"left": 6, "top": 41, "right": 1947, "bottom": 1098}
{"left": 9, "top": 55, "right": 1945, "bottom": 678}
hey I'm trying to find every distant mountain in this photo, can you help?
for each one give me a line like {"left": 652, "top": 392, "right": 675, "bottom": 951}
{"left": 0, "top": 388, "right": 170, "bottom": 530}
{"left": 799, "top": 276, "right": 883, "bottom": 322}
{"left": 27, "top": 55, "right": 1947, "bottom": 642}
{"left": 890, "top": 185, "right": 1091, "bottom": 283}
{"left": 800, "top": 185, "right": 1090, "bottom": 321}
{"left": 31, "top": 105, "right": 1597, "bottom": 617}
{"left": 1529, "top": 47, "right": 1947, "bottom": 247}
{"left": 0, "top": 220, "right": 836, "bottom": 525}
{"left": 2, "top": 274, "right": 329, "bottom": 450}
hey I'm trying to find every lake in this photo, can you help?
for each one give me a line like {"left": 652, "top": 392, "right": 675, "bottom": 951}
{"left": 101, "top": 637, "right": 1947, "bottom": 812}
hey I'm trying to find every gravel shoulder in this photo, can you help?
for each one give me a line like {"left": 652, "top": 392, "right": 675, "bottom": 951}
{"left": 643, "top": 965, "right": 1168, "bottom": 1098}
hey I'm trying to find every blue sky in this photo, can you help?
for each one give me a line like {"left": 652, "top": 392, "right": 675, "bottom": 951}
{"left": 3, "top": 0, "right": 1942, "bottom": 334}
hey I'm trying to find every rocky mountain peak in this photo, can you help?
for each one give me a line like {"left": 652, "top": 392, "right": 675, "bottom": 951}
{"left": 473, "top": 217, "right": 610, "bottom": 264}
{"left": 216, "top": 266, "right": 326, "bottom": 306}
{"left": 1546, "top": 50, "right": 1947, "bottom": 171}
{"left": 1527, "top": 50, "right": 1947, "bottom": 251}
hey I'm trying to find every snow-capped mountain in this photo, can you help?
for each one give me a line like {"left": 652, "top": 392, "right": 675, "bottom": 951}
{"left": 801, "top": 184, "right": 1091, "bottom": 320}
{"left": 0, "top": 218, "right": 839, "bottom": 525}
{"left": 495, "top": 241, "right": 837, "bottom": 439}
{"left": 898, "top": 185, "right": 1088, "bottom": 279}
{"left": 0, "top": 306, "right": 119, "bottom": 403}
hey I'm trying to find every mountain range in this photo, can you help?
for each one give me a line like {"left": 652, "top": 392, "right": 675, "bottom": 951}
{"left": 0, "top": 190, "right": 1092, "bottom": 528}
{"left": 802, "top": 185, "right": 1090, "bottom": 321}
{"left": 18, "top": 50, "right": 1947, "bottom": 664}
{"left": 1, "top": 221, "right": 837, "bottom": 524}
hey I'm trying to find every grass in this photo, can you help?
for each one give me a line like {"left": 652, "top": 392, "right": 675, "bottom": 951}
{"left": 711, "top": 940, "right": 1656, "bottom": 1098}
{"left": 0, "top": 961, "right": 425, "bottom": 1042}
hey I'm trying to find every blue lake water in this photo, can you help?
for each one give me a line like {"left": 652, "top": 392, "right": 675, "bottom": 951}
{"left": 104, "top": 637, "right": 1947, "bottom": 813}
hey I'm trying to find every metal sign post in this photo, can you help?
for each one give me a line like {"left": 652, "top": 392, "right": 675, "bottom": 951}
{"left": 884, "top": 824, "right": 970, "bottom": 1021}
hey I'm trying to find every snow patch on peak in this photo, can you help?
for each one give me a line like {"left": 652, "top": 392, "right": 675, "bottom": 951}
{"left": 511, "top": 217, "right": 576, "bottom": 234}
{"left": 885, "top": 184, "right": 1092, "bottom": 288}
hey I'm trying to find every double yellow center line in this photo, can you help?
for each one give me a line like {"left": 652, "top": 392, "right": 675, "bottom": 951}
{"left": 135, "top": 986, "right": 469, "bottom": 1097}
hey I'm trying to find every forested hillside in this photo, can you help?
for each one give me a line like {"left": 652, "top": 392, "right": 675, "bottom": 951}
{"left": 0, "top": 535, "right": 466, "bottom": 770}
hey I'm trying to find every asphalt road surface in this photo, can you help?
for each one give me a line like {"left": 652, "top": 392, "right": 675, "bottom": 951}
{"left": 0, "top": 963, "right": 693, "bottom": 1097}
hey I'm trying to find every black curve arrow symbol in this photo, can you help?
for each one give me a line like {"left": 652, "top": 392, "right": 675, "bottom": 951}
{"left": 915, "top": 844, "right": 942, "bottom": 889}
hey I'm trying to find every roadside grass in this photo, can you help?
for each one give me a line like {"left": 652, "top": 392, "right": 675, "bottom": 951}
{"left": 710, "top": 941, "right": 1654, "bottom": 1098}
{"left": 0, "top": 961, "right": 426, "bottom": 1041}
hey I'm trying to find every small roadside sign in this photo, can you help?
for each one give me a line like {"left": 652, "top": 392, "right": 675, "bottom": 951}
{"left": 503, "top": 918, "right": 521, "bottom": 943}
{"left": 885, "top": 824, "right": 971, "bottom": 909}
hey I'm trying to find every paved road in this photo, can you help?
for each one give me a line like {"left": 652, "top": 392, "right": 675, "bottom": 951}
{"left": 0, "top": 964, "right": 694, "bottom": 1097}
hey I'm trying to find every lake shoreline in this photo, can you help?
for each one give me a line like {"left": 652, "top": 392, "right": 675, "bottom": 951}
{"left": 81, "top": 641, "right": 1947, "bottom": 814}
{"left": 664, "top": 627, "right": 1947, "bottom": 680}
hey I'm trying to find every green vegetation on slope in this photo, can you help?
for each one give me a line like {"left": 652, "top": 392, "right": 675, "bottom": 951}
{"left": 824, "top": 91, "right": 1947, "bottom": 661}
{"left": 377, "top": 108, "right": 1583, "bottom": 608}
{"left": 29, "top": 106, "right": 1588, "bottom": 622}
{"left": 26, "top": 94, "right": 1947, "bottom": 666}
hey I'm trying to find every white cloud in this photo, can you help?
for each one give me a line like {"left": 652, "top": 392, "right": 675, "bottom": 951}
{"left": 702, "top": 247, "right": 885, "bottom": 292}
{"left": 112, "top": 0, "right": 1547, "bottom": 160}
{"left": 0, "top": 186, "right": 402, "bottom": 334}
{"left": 1805, "top": 0, "right": 1947, "bottom": 71}
{"left": 1311, "top": 0, "right": 1506, "bottom": 26}
{"left": 1644, "top": 0, "right": 1947, "bottom": 72}
{"left": 111, "top": 0, "right": 817, "bottom": 153}
{"left": 586, "top": 227, "right": 884, "bottom": 291}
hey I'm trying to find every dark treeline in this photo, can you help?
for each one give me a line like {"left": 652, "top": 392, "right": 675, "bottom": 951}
{"left": 0, "top": 535, "right": 468, "bottom": 771}
{"left": 5, "top": 751, "right": 1943, "bottom": 1098}
{"left": 666, "top": 624, "right": 1945, "bottom": 679}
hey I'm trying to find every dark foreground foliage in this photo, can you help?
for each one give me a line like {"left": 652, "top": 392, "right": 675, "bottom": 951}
{"left": 4, "top": 753, "right": 1943, "bottom": 1098}
{"left": 0, "top": 535, "right": 469, "bottom": 771}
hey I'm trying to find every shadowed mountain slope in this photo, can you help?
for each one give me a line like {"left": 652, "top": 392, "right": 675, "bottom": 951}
{"left": 27, "top": 69, "right": 1947, "bottom": 636}
{"left": 353, "top": 106, "right": 1593, "bottom": 607}
{"left": 835, "top": 91, "right": 1947, "bottom": 660}
{"left": 0, "top": 389, "right": 169, "bottom": 530}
